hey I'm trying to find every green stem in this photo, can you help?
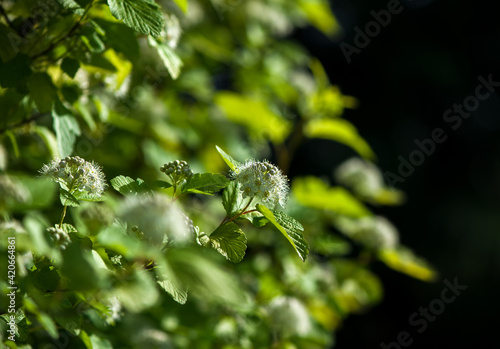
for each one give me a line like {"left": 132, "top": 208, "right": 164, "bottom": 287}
{"left": 58, "top": 205, "right": 68, "bottom": 228}
{"left": 221, "top": 197, "right": 255, "bottom": 225}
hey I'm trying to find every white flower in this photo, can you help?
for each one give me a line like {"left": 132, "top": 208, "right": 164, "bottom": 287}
{"left": 40, "top": 156, "right": 106, "bottom": 198}
{"left": 234, "top": 160, "right": 289, "bottom": 208}
{"left": 267, "top": 296, "right": 312, "bottom": 337}
{"left": 118, "top": 195, "right": 190, "bottom": 246}
{"left": 335, "top": 157, "right": 383, "bottom": 197}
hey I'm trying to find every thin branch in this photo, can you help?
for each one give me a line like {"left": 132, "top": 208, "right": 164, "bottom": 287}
{"left": 0, "top": 5, "right": 13, "bottom": 29}
{"left": 0, "top": 112, "right": 48, "bottom": 135}
{"left": 31, "top": 1, "right": 94, "bottom": 60}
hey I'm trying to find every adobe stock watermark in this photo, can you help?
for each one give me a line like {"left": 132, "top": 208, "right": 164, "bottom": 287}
{"left": 384, "top": 74, "right": 499, "bottom": 186}
{"left": 380, "top": 277, "right": 467, "bottom": 349}
{"left": 340, "top": 0, "right": 409, "bottom": 63}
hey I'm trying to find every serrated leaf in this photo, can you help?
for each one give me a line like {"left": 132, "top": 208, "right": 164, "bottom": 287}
{"left": 111, "top": 175, "right": 152, "bottom": 196}
{"left": 55, "top": 0, "right": 85, "bottom": 15}
{"left": 60, "top": 223, "right": 77, "bottom": 234}
{"left": 52, "top": 99, "right": 81, "bottom": 158}
{"left": 182, "top": 173, "right": 229, "bottom": 195}
{"left": 157, "top": 279, "right": 188, "bottom": 304}
{"left": 147, "top": 36, "right": 183, "bottom": 79}
{"left": 256, "top": 204, "right": 309, "bottom": 262}
{"left": 60, "top": 188, "right": 80, "bottom": 207}
{"left": 222, "top": 180, "right": 243, "bottom": 216}
{"left": 108, "top": 0, "right": 165, "bottom": 37}
{"left": 72, "top": 190, "right": 106, "bottom": 203}
{"left": 208, "top": 222, "right": 247, "bottom": 263}
{"left": 27, "top": 73, "right": 57, "bottom": 113}
{"left": 215, "top": 145, "right": 241, "bottom": 173}
{"left": 304, "top": 118, "right": 375, "bottom": 160}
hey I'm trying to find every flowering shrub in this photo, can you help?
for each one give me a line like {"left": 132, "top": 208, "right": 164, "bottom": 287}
{"left": 0, "top": 0, "right": 436, "bottom": 348}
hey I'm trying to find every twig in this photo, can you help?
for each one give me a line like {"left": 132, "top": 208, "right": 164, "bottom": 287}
{"left": 0, "top": 112, "right": 48, "bottom": 135}
{"left": 0, "top": 5, "right": 13, "bottom": 29}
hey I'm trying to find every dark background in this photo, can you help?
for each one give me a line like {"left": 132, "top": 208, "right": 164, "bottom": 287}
{"left": 294, "top": 0, "right": 500, "bottom": 347}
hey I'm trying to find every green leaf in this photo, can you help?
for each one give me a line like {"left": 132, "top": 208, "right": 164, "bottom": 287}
{"left": 37, "top": 312, "right": 58, "bottom": 339}
{"left": 79, "top": 26, "right": 105, "bottom": 53}
{"left": 34, "top": 126, "right": 60, "bottom": 158}
{"left": 27, "top": 73, "right": 57, "bottom": 113}
{"left": 378, "top": 246, "right": 438, "bottom": 282}
{"left": 152, "top": 179, "right": 172, "bottom": 189}
{"left": 148, "top": 36, "right": 183, "bottom": 79}
{"left": 182, "top": 173, "right": 229, "bottom": 195}
{"left": 298, "top": 0, "right": 341, "bottom": 36}
{"left": 111, "top": 175, "right": 153, "bottom": 196}
{"left": 215, "top": 92, "right": 291, "bottom": 143}
{"left": 0, "top": 24, "right": 20, "bottom": 63}
{"left": 256, "top": 204, "right": 309, "bottom": 262}
{"left": 222, "top": 180, "right": 243, "bottom": 216}
{"left": 115, "top": 269, "right": 159, "bottom": 312}
{"left": 108, "top": 0, "right": 166, "bottom": 37}
{"left": 173, "top": 0, "right": 188, "bottom": 12}
{"left": 89, "top": 334, "right": 113, "bottom": 349}
{"left": 208, "top": 222, "right": 247, "bottom": 263}
{"left": 215, "top": 145, "right": 241, "bottom": 173}
{"left": 293, "top": 177, "right": 371, "bottom": 218}
{"left": 157, "top": 278, "right": 188, "bottom": 304}
{"left": 313, "top": 235, "right": 351, "bottom": 256}
{"left": 55, "top": 0, "right": 85, "bottom": 15}
{"left": 304, "top": 119, "right": 376, "bottom": 160}
{"left": 0, "top": 53, "right": 31, "bottom": 88}
{"left": 94, "top": 19, "right": 140, "bottom": 62}
{"left": 33, "top": 264, "right": 61, "bottom": 292}
{"left": 98, "top": 221, "right": 153, "bottom": 259}
{"left": 52, "top": 99, "right": 81, "bottom": 158}
{"left": 60, "top": 188, "right": 80, "bottom": 207}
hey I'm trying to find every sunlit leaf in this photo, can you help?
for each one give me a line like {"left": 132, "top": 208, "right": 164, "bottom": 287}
{"left": 378, "top": 246, "right": 438, "bottom": 282}
{"left": 111, "top": 175, "right": 153, "bottom": 196}
{"left": 208, "top": 222, "right": 247, "bottom": 263}
{"left": 148, "top": 36, "right": 183, "bottom": 79}
{"left": 108, "top": 0, "right": 165, "bottom": 37}
{"left": 182, "top": 173, "right": 229, "bottom": 195}
{"left": 216, "top": 145, "right": 241, "bottom": 173}
{"left": 256, "top": 204, "right": 309, "bottom": 262}
{"left": 215, "top": 92, "right": 291, "bottom": 143}
{"left": 52, "top": 100, "right": 81, "bottom": 158}
{"left": 293, "top": 177, "right": 371, "bottom": 217}
{"left": 304, "top": 118, "right": 375, "bottom": 160}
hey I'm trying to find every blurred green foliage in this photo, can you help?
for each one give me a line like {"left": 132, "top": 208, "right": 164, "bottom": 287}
{"left": 0, "top": 0, "right": 436, "bottom": 348}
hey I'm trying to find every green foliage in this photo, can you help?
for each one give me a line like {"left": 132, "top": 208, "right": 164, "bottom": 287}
{"left": 203, "top": 222, "right": 247, "bottom": 263}
{"left": 0, "top": 0, "right": 436, "bottom": 347}
{"left": 108, "top": 0, "right": 165, "bottom": 37}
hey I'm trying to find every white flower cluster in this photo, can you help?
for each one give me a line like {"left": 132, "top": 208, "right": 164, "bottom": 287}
{"left": 46, "top": 226, "right": 71, "bottom": 250}
{"left": 337, "top": 216, "right": 399, "bottom": 249}
{"left": 119, "top": 195, "right": 190, "bottom": 246}
{"left": 335, "top": 157, "right": 383, "bottom": 197}
{"left": 40, "top": 156, "right": 106, "bottom": 198}
{"left": 234, "top": 160, "right": 289, "bottom": 208}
